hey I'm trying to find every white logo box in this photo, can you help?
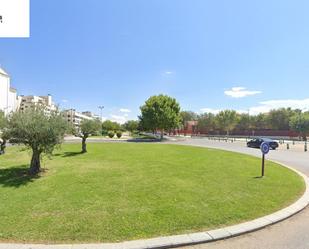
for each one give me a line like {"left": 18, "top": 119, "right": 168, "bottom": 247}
{"left": 0, "top": 0, "right": 30, "bottom": 38}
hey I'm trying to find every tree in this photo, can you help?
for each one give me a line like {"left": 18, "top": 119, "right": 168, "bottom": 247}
{"left": 0, "top": 111, "right": 8, "bottom": 155}
{"left": 79, "top": 119, "right": 101, "bottom": 153}
{"left": 102, "top": 120, "right": 121, "bottom": 134}
{"left": 139, "top": 94, "right": 181, "bottom": 139}
{"left": 123, "top": 120, "right": 139, "bottom": 134}
{"left": 197, "top": 113, "right": 216, "bottom": 133}
{"left": 180, "top": 111, "right": 198, "bottom": 129}
{"left": 235, "top": 113, "right": 250, "bottom": 131}
{"left": 4, "top": 107, "right": 67, "bottom": 175}
{"left": 267, "top": 108, "right": 295, "bottom": 130}
{"left": 290, "top": 113, "right": 309, "bottom": 140}
{"left": 216, "top": 110, "right": 238, "bottom": 136}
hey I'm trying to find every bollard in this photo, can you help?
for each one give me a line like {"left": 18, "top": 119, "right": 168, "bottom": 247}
{"left": 293, "top": 140, "right": 295, "bottom": 145}
{"left": 305, "top": 142, "right": 307, "bottom": 152}
{"left": 287, "top": 143, "right": 289, "bottom": 150}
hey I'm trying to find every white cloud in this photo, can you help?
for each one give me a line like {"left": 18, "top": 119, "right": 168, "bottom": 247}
{"left": 200, "top": 108, "right": 221, "bottom": 114}
{"left": 62, "top": 99, "right": 68, "bottom": 103}
{"left": 110, "top": 114, "right": 127, "bottom": 124}
{"left": 200, "top": 108, "right": 247, "bottom": 115}
{"left": 224, "top": 87, "right": 262, "bottom": 98}
{"left": 165, "top": 71, "right": 173, "bottom": 75}
{"left": 249, "top": 98, "right": 309, "bottom": 115}
{"left": 120, "top": 108, "right": 131, "bottom": 113}
{"left": 201, "top": 98, "right": 309, "bottom": 116}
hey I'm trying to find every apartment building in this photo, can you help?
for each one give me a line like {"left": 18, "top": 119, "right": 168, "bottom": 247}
{"left": 62, "top": 109, "right": 95, "bottom": 129}
{"left": 18, "top": 94, "right": 57, "bottom": 114}
{"left": 0, "top": 67, "right": 18, "bottom": 115}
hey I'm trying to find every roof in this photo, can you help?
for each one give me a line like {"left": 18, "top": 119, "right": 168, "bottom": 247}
{"left": 0, "top": 67, "right": 9, "bottom": 76}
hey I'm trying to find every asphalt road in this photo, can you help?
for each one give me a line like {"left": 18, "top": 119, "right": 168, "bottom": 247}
{"left": 169, "top": 138, "right": 309, "bottom": 249}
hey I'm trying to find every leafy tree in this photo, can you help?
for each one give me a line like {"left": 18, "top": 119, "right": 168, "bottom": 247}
{"left": 123, "top": 120, "right": 139, "bottom": 134}
{"left": 267, "top": 108, "right": 295, "bottom": 130}
{"left": 290, "top": 113, "right": 309, "bottom": 140}
{"left": 139, "top": 94, "right": 181, "bottom": 139}
{"left": 251, "top": 113, "right": 268, "bottom": 130}
{"left": 4, "top": 107, "right": 67, "bottom": 175}
{"left": 180, "top": 111, "right": 198, "bottom": 128}
{"left": 197, "top": 113, "right": 216, "bottom": 133}
{"left": 216, "top": 110, "right": 238, "bottom": 136}
{"left": 235, "top": 113, "right": 250, "bottom": 130}
{"left": 78, "top": 119, "right": 101, "bottom": 153}
{"left": 102, "top": 120, "right": 121, "bottom": 134}
{"left": 0, "top": 111, "right": 8, "bottom": 155}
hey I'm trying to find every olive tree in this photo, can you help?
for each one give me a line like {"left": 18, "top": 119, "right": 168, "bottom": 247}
{"left": 139, "top": 94, "right": 181, "bottom": 139}
{"left": 0, "top": 111, "right": 8, "bottom": 155}
{"left": 4, "top": 107, "right": 67, "bottom": 175}
{"left": 78, "top": 119, "right": 101, "bottom": 153}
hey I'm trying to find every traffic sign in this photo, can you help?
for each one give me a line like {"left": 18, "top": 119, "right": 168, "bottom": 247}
{"left": 260, "top": 142, "right": 270, "bottom": 155}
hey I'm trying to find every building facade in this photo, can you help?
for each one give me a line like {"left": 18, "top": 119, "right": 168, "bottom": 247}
{"left": 0, "top": 67, "right": 18, "bottom": 115}
{"left": 18, "top": 94, "right": 57, "bottom": 115}
{"left": 62, "top": 109, "right": 95, "bottom": 129}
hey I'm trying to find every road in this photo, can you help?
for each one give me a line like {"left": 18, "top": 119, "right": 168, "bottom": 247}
{"left": 168, "top": 137, "right": 309, "bottom": 249}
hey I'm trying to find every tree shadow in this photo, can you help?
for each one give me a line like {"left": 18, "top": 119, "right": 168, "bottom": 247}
{"left": 52, "top": 151, "right": 83, "bottom": 157}
{"left": 62, "top": 151, "right": 84, "bottom": 157}
{"left": 127, "top": 138, "right": 161, "bottom": 143}
{"left": 0, "top": 165, "right": 41, "bottom": 188}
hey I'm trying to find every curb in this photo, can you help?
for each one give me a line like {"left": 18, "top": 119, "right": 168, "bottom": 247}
{"left": 1, "top": 162, "right": 309, "bottom": 249}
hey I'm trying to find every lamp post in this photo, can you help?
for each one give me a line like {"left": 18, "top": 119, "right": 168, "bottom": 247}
{"left": 98, "top": 106, "right": 104, "bottom": 121}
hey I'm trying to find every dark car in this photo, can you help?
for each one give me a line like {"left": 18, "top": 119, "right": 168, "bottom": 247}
{"left": 247, "top": 137, "right": 279, "bottom": 150}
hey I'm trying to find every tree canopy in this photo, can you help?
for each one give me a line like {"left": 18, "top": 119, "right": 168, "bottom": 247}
{"left": 0, "top": 111, "right": 8, "bottom": 154}
{"left": 215, "top": 110, "right": 238, "bottom": 135}
{"left": 102, "top": 120, "right": 121, "bottom": 134}
{"left": 79, "top": 119, "right": 101, "bottom": 153}
{"left": 4, "top": 107, "right": 67, "bottom": 174}
{"left": 290, "top": 112, "right": 309, "bottom": 140}
{"left": 139, "top": 94, "right": 181, "bottom": 138}
{"left": 123, "top": 120, "right": 139, "bottom": 134}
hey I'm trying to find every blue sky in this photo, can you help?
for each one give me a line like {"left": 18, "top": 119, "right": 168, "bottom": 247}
{"left": 1, "top": 0, "right": 309, "bottom": 123}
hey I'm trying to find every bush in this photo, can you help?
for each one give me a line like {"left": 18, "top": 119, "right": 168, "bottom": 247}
{"left": 108, "top": 131, "right": 115, "bottom": 138}
{"left": 116, "top": 131, "right": 122, "bottom": 138}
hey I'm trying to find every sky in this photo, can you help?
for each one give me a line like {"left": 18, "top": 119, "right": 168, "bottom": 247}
{"left": 1, "top": 0, "right": 309, "bottom": 123}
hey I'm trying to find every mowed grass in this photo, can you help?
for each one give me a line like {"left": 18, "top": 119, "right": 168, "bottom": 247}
{"left": 0, "top": 143, "right": 305, "bottom": 243}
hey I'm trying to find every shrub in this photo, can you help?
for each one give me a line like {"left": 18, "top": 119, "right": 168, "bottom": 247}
{"left": 116, "top": 131, "right": 122, "bottom": 138}
{"left": 108, "top": 131, "right": 115, "bottom": 138}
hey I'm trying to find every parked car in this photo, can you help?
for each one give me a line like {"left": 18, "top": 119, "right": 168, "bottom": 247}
{"left": 247, "top": 137, "right": 279, "bottom": 150}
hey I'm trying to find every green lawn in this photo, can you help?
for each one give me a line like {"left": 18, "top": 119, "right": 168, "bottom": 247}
{"left": 0, "top": 143, "right": 305, "bottom": 243}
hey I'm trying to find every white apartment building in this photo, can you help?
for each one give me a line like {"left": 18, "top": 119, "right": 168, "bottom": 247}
{"left": 63, "top": 109, "right": 94, "bottom": 129}
{"left": 0, "top": 67, "right": 18, "bottom": 115}
{"left": 18, "top": 94, "right": 57, "bottom": 114}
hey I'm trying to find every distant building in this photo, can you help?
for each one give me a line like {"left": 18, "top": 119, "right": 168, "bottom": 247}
{"left": 62, "top": 109, "right": 95, "bottom": 129}
{"left": 0, "top": 67, "right": 18, "bottom": 115}
{"left": 18, "top": 94, "right": 57, "bottom": 115}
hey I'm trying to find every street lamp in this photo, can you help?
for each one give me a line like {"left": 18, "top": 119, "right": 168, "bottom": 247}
{"left": 98, "top": 106, "right": 104, "bottom": 121}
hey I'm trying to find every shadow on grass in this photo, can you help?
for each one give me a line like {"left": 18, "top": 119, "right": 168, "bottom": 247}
{"left": 53, "top": 151, "right": 84, "bottom": 157}
{"left": 62, "top": 151, "right": 84, "bottom": 157}
{"left": 127, "top": 138, "right": 161, "bottom": 143}
{"left": 0, "top": 165, "right": 41, "bottom": 188}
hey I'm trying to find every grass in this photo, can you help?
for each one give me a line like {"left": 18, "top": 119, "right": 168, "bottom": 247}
{"left": 0, "top": 143, "right": 305, "bottom": 243}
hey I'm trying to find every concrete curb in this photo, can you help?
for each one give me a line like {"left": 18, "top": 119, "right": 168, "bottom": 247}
{"left": 1, "top": 162, "right": 308, "bottom": 249}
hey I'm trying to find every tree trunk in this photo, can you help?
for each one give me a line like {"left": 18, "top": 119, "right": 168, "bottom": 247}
{"left": 30, "top": 149, "right": 41, "bottom": 175}
{"left": 0, "top": 139, "right": 6, "bottom": 155}
{"left": 82, "top": 137, "right": 87, "bottom": 153}
{"left": 161, "top": 130, "right": 164, "bottom": 140}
